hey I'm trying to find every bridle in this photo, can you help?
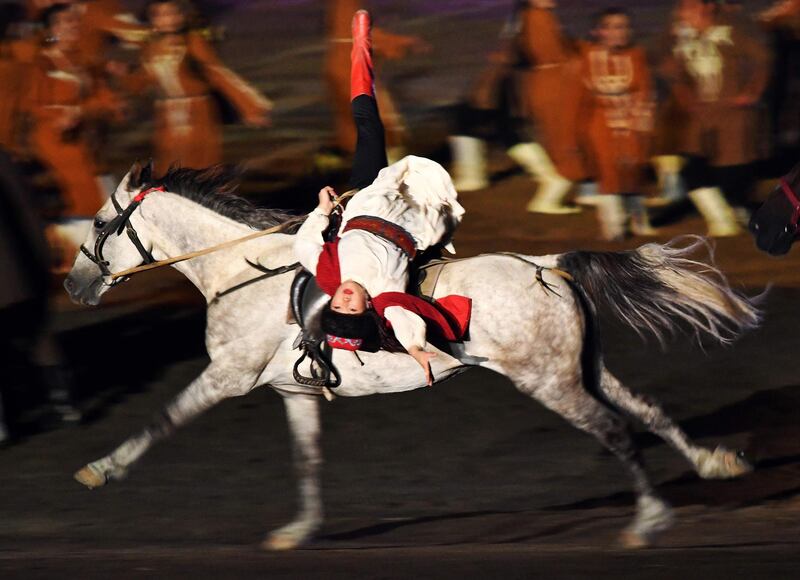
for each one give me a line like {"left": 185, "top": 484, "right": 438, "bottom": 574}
{"left": 780, "top": 178, "right": 800, "bottom": 237}
{"left": 80, "top": 185, "right": 165, "bottom": 282}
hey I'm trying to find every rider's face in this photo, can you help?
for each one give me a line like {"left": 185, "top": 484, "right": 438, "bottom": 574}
{"left": 330, "top": 281, "right": 369, "bottom": 315}
{"left": 149, "top": 2, "right": 185, "bottom": 34}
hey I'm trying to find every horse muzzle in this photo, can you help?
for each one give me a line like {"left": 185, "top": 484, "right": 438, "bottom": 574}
{"left": 749, "top": 212, "right": 795, "bottom": 256}
{"left": 64, "top": 273, "right": 106, "bottom": 306}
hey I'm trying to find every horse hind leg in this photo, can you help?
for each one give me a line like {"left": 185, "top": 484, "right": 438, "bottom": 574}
{"left": 598, "top": 367, "right": 752, "bottom": 480}
{"left": 518, "top": 374, "right": 673, "bottom": 548}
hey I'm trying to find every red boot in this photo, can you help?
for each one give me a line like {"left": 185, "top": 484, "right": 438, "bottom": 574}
{"left": 351, "top": 9, "right": 374, "bottom": 100}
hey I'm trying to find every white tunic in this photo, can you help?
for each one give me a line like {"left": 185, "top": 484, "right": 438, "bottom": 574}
{"left": 294, "top": 156, "right": 465, "bottom": 351}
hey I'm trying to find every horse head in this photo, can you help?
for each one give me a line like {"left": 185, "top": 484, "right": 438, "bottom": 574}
{"left": 749, "top": 162, "right": 800, "bottom": 256}
{"left": 64, "top": 160, "right": 158, "bottom": 306}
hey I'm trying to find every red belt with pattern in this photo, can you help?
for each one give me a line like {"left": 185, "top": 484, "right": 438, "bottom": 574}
{"left": 342, "top": 216, "right": 417, "bottom": 259}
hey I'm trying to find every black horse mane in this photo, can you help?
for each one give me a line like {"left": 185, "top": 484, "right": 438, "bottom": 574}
{"left": 130, "top": 164, "right": 305, "bottom": 233}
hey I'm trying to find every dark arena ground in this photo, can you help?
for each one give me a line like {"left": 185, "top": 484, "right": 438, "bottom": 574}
{"left": 2, "top": 1, "right": 800, "bottom": 578}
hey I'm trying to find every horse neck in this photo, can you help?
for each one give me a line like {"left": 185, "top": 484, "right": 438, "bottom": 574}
{"left": 138, "top": 193, "right": 296, "bottom": 301}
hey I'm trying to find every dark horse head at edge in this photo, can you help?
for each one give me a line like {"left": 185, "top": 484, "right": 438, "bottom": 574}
{"left": 749, "top": 163, "right": 800, "bottom": 256}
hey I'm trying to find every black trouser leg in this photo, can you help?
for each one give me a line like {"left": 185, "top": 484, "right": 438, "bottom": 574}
{"left": 349, "top": 95, "right": 387, "bottom": 190}
{"left": 714, "top": 163, "right": 757, "bottom": 209}
{"left": 681, "top": 155, "right": 715, "bottom": 191}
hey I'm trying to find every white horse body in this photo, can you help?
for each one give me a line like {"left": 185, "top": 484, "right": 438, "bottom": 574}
{"left": 66, "top": 168, "right": 759, "bottom": 550}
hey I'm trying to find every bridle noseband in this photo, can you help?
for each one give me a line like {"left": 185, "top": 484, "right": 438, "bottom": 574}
{"left": 780, "top": 178, "right": 800, "bottom": 237}
{"left": 80, "top": 186, "right": 165, "bottom": 281}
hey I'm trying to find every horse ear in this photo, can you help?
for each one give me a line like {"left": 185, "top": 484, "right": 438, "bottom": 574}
{"left": 141, "top": 158, "right": 154, "bottom": 185}
{"left": 127, "top": 160, "right": 144, "bottom": 190}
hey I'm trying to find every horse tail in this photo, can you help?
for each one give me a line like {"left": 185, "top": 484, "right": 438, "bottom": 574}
{"left": 565, "top": 275, "right": 616, "bottom": 412}
{"left": 557, "top": 236, "right": 761, "bottom": 346}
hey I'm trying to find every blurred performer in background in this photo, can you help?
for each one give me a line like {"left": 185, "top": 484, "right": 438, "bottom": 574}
{"left": 759, "top": 0, "right": 800, "bottom": 172}
{"left": 120, "top": 0, "right": 271, "bottom": 174}
{"left": 0, "top": 150, "right": 78, "bottom": 444}
{"left": 665, "top": 0, "right": 770, "bottom": 237}
{"left": 325, "top": 0, "right": 425, "bottom": 166}
{"left": 0, "top": 3, "right": 30, "bottom": 157}
{"left": 25, "top": 3, "right": 126, "bottom": 269}
{"left": 21, "top": 2, "right": 144, "bottom": 186}
{"left": 447, "top": 42, "right": 524, "bottom": 193}
{"left": 448, "top": 0, "right": 585, "bottom": 214}
{"left": 514, "top": 0, "right": 585, "bottom": 213}
{"left": 26, "top": 1, "right": 147, "bottom": 60}
{"left": 73, "top": 0, "right": 147, "bottom": 67}
{"left": 579, "top": 8, "right": 656, "bottom": 240}
{"left": 649, "top": 5, "right": 692, "bottom": 209}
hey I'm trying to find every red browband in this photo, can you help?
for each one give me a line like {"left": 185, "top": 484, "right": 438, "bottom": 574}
{"left": 134, "top": 185, "right": 166, "bottom": 203}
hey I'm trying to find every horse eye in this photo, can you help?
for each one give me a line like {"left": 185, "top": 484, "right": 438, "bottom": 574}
{"left": 93, "top": 218, "right": 107, "bottom": 230}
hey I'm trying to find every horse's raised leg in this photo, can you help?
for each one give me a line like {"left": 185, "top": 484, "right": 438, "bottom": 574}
{"left": 598, "top": 367, "right": 752, "bottom": 479}
{"left": 519, "top": 374, "right": 673, "bottom": 548}
{"left": 263, "top": 393, "right": 322, "bottom": 551}
{"left": 74, "top": 361, "right": 259, "bottom": 488}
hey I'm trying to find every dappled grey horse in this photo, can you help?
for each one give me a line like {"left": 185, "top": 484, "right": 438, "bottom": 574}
{"left": 66, "top": 163, "right": 759, "bottom": 550}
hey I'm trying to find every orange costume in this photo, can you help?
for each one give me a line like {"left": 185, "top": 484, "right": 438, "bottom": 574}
{"left": 325, "top": 0, "right": 418, "bottom": 154}
{"left": 760, "top": 0, "right": 800, "bottom": 33}
{"left": 0, "top": 38, "right": 39, "bottom": 152}
{"left": 579, "top": 43, "right": 654, "bottom": 194}
{"left": 516, "top": 6, "right": 585, "bottom": 181}
{"left": 25, "top": 1, "right": 147, "bottom": 64}
{"left": 0, "top": 35, "right": 42, "bottom": 153}
{"left": 74, "top": 0, "right": 148, "bottom": 66}
{"left": 665, "top": 16, "right": 771, "bottom": 168}
{"left": 125, "top": 32, "right": 271, "bottom": 172}
{"left": 26, "top": 45, "right": 122, "bottom": 217}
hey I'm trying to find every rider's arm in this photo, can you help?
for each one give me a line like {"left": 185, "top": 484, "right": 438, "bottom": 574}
{"left": 384, "top": 306, "right": 436, "bottom": 385}
{"left": 293, "top": 208, "right": 330, "bottom": 273}
{"left": 383, "top": 306, "right": 427, "bottom": 351}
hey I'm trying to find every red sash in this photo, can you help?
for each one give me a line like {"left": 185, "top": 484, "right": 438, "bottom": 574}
{"left": 316, "top": 240, "right": 471, "bottom": 341}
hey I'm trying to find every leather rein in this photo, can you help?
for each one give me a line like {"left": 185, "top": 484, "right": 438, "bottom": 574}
{"left": 79, "top": 187, "right": 358, "bottom": 284}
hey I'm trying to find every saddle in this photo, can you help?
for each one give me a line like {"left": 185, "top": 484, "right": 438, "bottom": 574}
{"left": 289, "top": 253, "right": 449, "bottom": 390}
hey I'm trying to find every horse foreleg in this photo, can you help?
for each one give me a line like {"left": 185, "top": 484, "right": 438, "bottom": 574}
{"left": 599, "top": 368, "right": 752, "bottom": 479}
{"left": 74, "top": 361, "right": 259, "bottom": 488}
{"left": 263, "top": 393, "right": 323, "bottom": 551}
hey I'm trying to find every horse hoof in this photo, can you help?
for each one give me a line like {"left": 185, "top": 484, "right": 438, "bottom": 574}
{"left": 621, "top": 495, "right": 672, "bottom": 549}
{"left": 261, "top": 521, "right": 317, "bottom": 551}
{"left": 262, "top": 533, "right": 302, "bottom": 551}
{"left": 619, "top": 530, "right": 650, "bottom": 550}
{"left": 74, "top": 465, "right": 107, "bottom": 489}
{"left": 697, "top": 446, "right": 753, "bottom": 479}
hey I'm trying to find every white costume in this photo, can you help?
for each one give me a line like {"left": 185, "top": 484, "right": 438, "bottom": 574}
{"left": 294, "top": 155, "right": 465, "bottom": 351}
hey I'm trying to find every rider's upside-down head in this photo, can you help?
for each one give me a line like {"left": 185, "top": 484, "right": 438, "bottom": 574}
{"left": 320, "top": 281, "right": 406, "bottom": 353}
{"left": 322, "top": 280, "right": 380, "bottom": 351}
{"left": 320, "top": 304, "right": 381, "bottom": 352}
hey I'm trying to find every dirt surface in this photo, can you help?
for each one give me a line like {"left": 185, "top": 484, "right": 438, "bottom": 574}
{"left": 4, "top": 1, "right": 800, "bottom": 577}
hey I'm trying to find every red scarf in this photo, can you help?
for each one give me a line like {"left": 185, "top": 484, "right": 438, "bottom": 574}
{"left": 316, "top": 240, "right": 471, "bottom": 341}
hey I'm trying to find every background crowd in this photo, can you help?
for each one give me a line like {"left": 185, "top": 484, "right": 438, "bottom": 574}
{"left": 0, "top": 0, "right": 799, "bottom": 440}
